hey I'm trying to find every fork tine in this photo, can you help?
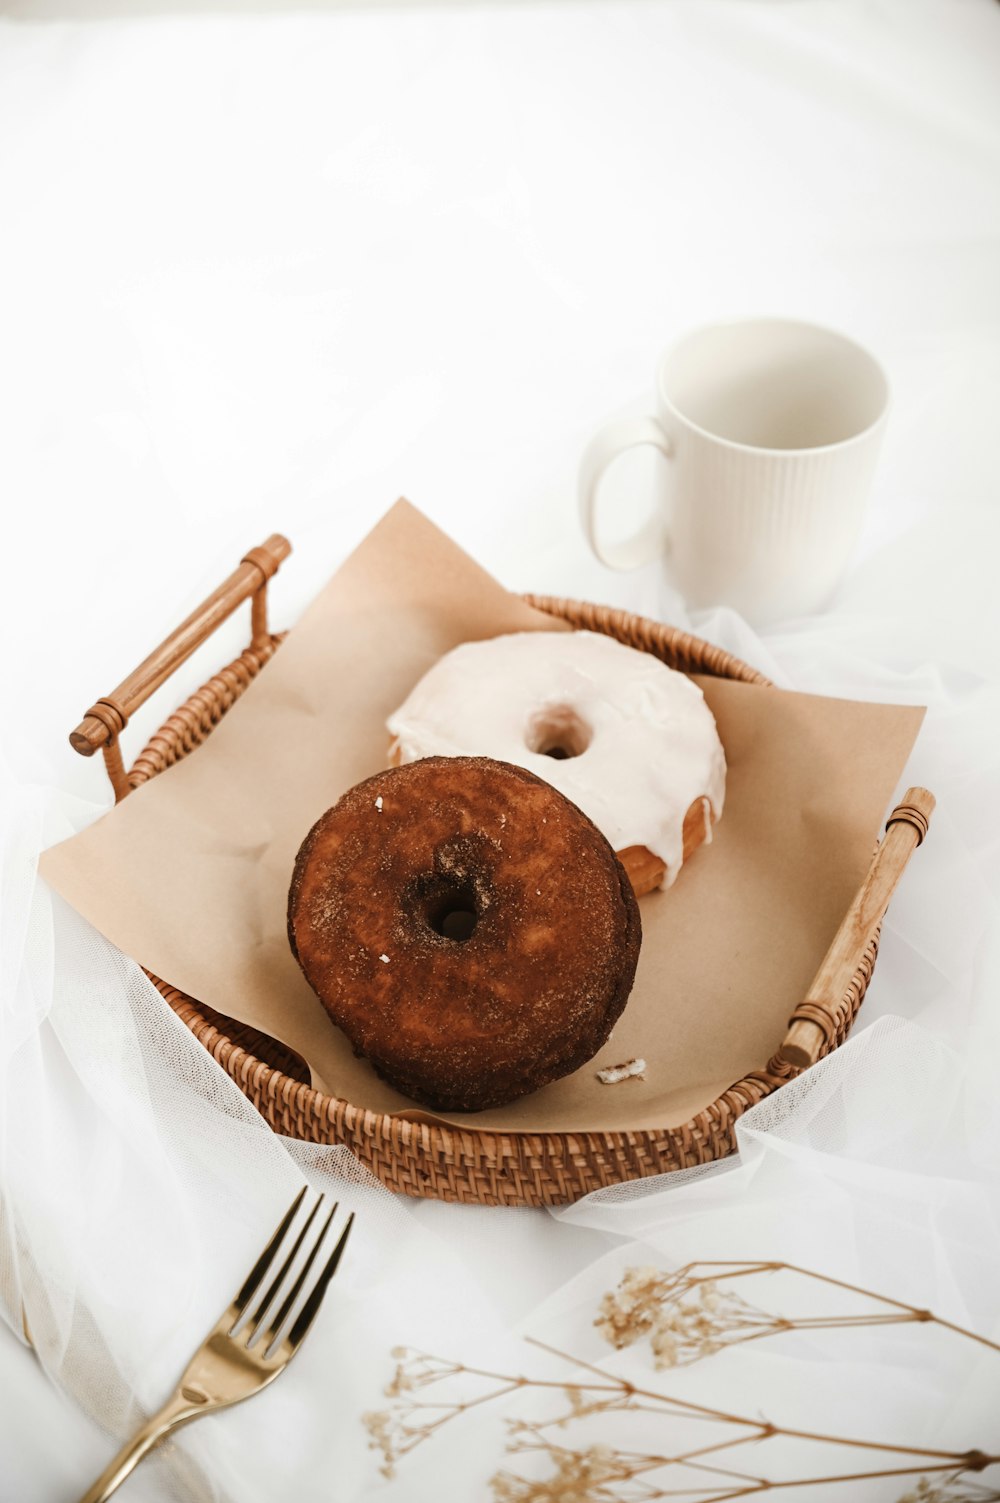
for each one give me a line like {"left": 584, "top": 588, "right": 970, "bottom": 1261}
{"left": 260, "top": 1200, "right": 338, "bottom": 1356}
{"left": 230, "top": 1185, "right": 308, "bottom": 1325}
{"left": 286, "top": 1211, "right": 355, "bottom": 1352}
{"left": 245, "top": 1192, "right": 323, "bottom": 1343}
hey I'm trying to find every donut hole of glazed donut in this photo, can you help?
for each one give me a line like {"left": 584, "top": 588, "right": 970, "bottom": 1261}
{"left": 525, "top": 704, "right": 593, "bottom": 761}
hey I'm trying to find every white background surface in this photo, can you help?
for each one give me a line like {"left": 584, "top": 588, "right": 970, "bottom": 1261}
{"left": 2, "top": 2, "right": 999, "bottom": 1499}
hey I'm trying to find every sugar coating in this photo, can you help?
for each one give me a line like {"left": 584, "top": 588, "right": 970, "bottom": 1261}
{"left": 287, "top": 756, "right": 641, "bottom": 1114}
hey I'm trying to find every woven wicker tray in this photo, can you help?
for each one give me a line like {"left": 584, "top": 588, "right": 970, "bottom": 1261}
{"left": 70, "top": 536, "right": 933, "bottom": 1207}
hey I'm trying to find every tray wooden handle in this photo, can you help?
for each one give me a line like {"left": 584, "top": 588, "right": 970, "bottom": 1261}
{"left": 69, "top": 535, "right": 291, "bottom": 800}
{"left": 779, "top": 786, "right": 935, "bottom": 1070}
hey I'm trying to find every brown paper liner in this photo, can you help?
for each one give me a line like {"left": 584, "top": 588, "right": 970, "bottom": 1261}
{"left": 41, "top": 500, "right": 925, "bottom": 1138}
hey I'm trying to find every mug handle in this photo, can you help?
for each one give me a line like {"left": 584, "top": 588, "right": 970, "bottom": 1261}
{"left": 578, "top": 414, "right": 673, "bottom": 570}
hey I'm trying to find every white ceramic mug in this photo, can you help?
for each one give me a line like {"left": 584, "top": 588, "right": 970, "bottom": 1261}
{"left": 579, "top": 318, "right": 889, "bottom": 625}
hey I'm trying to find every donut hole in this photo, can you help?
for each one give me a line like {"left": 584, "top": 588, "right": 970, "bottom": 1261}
{"left": 435, "top": 904, "right": 478, "bottom": 942}
{"left": 526, "top": 705, "right": 593, "bottom": 761}
{"left": 414, "top": 876, "right": 480, "bottom": 943}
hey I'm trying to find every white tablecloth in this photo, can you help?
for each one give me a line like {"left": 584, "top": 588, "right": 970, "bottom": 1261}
{"left": 2, "top": 2, "right": 999, "bottom": 1499}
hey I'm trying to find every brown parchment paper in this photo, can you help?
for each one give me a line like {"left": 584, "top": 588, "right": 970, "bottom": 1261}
{"left": 40, "top": 500, "right": 925, "bottom": 1133}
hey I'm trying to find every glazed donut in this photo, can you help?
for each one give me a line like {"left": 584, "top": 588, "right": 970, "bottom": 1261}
{"left": 387, "top": 631, "right": 726, "bottom": 897}
{"left": 287, "top": 755, "right": 641, "bottom": 1113}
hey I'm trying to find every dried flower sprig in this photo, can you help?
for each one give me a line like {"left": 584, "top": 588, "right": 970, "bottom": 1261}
{"left": 898, "top": 1480, "right": 1000, "bottom": 1503}
{"left": 361, "top": 1262, "right": 1000, "bottom": 1499}
{"left": 363, "top": 1335, "right": 999, "bottom": 1497}
{"left": 596, "top": 1270, "right": 783, "bottom": 1367}
{"left": 486, "top": 1454, "right": 1000, "bottom": 1503}
{"left": 595, "top": 1261, "right": 1000, "bottom": 1369}
{"left": 362, "top": 1345, "right": 525, "bottom": 1478}
{"left": 493, "top": 1433, "right": 654, "bottom": 1502}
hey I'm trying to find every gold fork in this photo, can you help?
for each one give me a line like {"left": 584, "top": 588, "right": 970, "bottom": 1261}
{"left": 78, "top": 1187, "right": 354, "bottom": 1503}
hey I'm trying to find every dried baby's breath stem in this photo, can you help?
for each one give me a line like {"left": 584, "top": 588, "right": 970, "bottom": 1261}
{"left": 593, "top": 1262, "right": 1000, "bottom": 1375}
{"left": 374, "top": 1348, "right": 999, "bottom": 1501}
{"left": 461, "top": 1361, "right": 623, "bottom": 1395}
{"left": 687, "top": 1465, "right": 996, "bottom": 1502}
{"left": 671, "top": 1433, "right": 770, "bottom": 1467}
{"left": 776, "top": 1264, "right": 1000, "bottom": 1357}
{"left": 525, "top": 1335, "right": 991, "bottom": 1467}
{"left": 490, "top": 1456, "right": 1000, "bottom": 1503}
{"left": 365, "top": 1262, "right": 1000, "bottom": 1496}
{"left": 362, "top": 1348, "right": 531, "bottom": 1477}
{"left": 666, "top": 1261, "right": 1000, "bottom": 1356}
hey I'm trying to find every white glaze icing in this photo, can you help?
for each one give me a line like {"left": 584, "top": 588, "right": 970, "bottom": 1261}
{"left": 386, "top": 630, "right": 726, "bottom": 887}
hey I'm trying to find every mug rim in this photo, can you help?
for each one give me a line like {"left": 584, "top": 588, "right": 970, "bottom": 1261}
{"left": 656, "top": 315, "right": 890, "bottom": 458}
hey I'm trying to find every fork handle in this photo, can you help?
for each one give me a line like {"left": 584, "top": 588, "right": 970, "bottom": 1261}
{"left": 78, "top": 1392, "right": 202, "bottom": 1503}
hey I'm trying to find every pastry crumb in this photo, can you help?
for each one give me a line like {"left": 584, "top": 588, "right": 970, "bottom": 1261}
{"left": 597, "top": 1058, "right": 646, "bottom": 1085}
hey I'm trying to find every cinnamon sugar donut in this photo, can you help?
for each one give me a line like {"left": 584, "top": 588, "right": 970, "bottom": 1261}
{"left": 287, "top": 755, "right": 641, "bottom": 1113}
{"left": 387, "top": 631, "right": 726, "bottom": 897}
